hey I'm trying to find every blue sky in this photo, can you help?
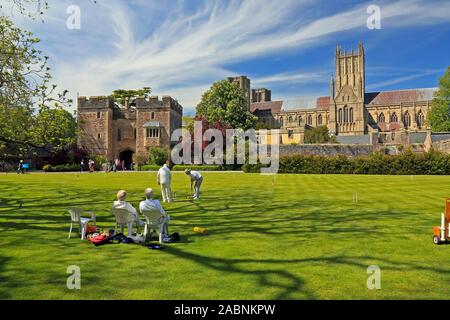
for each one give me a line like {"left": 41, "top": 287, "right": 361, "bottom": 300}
{"left": 3, "top": 0, "right": 450, "bottom": 114}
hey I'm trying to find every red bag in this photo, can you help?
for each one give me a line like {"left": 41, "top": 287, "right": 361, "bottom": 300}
{"left": 88, "top": 234, "right": 107, "bottom": 244}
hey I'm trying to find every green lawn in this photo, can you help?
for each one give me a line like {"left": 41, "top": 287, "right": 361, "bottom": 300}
{"left": 0, "top": 172, "right": 449, "bottom": 300}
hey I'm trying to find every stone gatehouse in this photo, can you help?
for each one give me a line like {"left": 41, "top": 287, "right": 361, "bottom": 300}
{"left": 77, "top": 95, "right": 182, "bottom": 167}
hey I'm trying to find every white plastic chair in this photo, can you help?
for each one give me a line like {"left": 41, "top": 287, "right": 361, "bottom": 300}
{"left": 141, "top": 208, "right": 165, "bottom": 243}
{"left": 68, "top": 207, "right": 96, "bottom": 240}
{"left": 112, "top": 208, "right": 139, "bottom": 237}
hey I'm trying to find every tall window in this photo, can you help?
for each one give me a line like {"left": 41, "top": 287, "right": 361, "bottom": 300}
{"left": 349, "top": 108, "right": 354, "bottom": 123}
{"left": 146, "top": 128, "right": 160, "bottom": 138}
{"left": 344, "top": 106, "right": 348, "bottom": 123}
{"left": 97, "top": 133, "right": 101, "bottom": 140}
{"left": 151, "top": 112, "right": 155, "bottom": 120}
{"left": 307, "top": 115, "right": 312, "bottom": 125}
{"left": 288, "top": 115, "right": 293, "bottom": 123}
{"left": 417, "top": 111, "right": 425, "bottom": 129}
{"left": 279, "top": 117, "right": 284, "bottom": 127}
{"left": 318, "top": 114, "right": 323, "bottom": 126}
{"left": 97, "top": 112, "right": 101, "bottom": 119}
{"left": 403, "top": 112, "right": 411, "bottom": 128}
{"left": 117, "top": 129, "right": 122, "bottom": 141}
{"left": 298, "top": 116, "right": 302, "bottom": 126}
{"left": 378, "top": 113, "right": 385, "bottom": 123}
{"left": 338, "top": 109, "right": 343, "bottom": 123}
{"left": 390, "top": 112, "right": 398, "bottom": 123}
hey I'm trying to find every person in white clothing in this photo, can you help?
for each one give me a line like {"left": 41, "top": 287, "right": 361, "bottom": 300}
{"left": 139, "top": 188, "right": 170, "bottom": 235}
{"left": 185, "top": 169, "right": 203, "bottom": 199}
{"left": 112, "top": 190, "right": 145, "bottom": 236}
{"left": 157, "top": 161, "right": 173, "bottom": 202}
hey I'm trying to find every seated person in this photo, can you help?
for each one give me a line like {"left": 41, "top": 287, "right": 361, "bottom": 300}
{"left": 139, "top": 188, "right": 170, "bottom": 236}
{"left": 112, "top": 190, "right": 145, "bottom": 236}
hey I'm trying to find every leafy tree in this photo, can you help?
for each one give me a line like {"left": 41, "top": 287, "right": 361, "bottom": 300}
{"left": 304, "top": 126, "right": 338, "bottom": 144}
{"left": 32, "top": 106, "right": 77, "bottom": 151}
{"left": 182, "top": 115, "right": 195, "bottom": 133}
{"left": 255, "top": 121, "right": 272, "bottom": 130}
{"left": 196, "top": 80, "right": 257, "bottom": 130}
{"left": 112, "top": 87, "right": 152, "bottom": 106}
{"left": 0, "top": 1, "right": 97, "bottom": 21}
{"left": 148, "top": 147, "right": 169, "bottom": 166}
{"left": 0, "top": 0, "right": 49, "bottom": 20}
{"left": 428, "top": 67, "right": 450, "bottom": 132}
{"left": 0, "top": 16, "right": 72, "bottom": 161}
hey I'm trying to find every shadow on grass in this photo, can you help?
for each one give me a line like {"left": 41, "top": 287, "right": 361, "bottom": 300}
{"left": 162, "top": 246, "right": 315, "bottom": 300}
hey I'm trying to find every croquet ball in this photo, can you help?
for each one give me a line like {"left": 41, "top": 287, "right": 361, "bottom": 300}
{"left": 193, "top": 226, "right": 208, "bottom": 235}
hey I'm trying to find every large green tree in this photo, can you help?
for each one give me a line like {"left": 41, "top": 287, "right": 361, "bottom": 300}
{"left": 196, "top": 80, "right": 257, "bottom": 130}
{"left": 428, "top": 67, "right": 450, "bottom": 132}
{"left": 0, "top": 15, "right": 73, "bottom": 160}
{"left": 304, "top": 126, "right": 338, "bottom": 144}
{"left": 33, "top": 106, "right": 77, "bottom": 151}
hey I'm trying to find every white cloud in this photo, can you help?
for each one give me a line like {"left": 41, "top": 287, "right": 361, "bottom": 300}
{"left": 367, "top": 69, "right": 445, "bottom": 90}
{"left": 5, "top": 0, "right": 450, "bottom": 113}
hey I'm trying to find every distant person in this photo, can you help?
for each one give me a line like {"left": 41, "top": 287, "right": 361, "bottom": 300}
{"left": 185, "top": 169, "right": 203, "bottom": 199}
{"left": 89, "top": 159, "right": 95, "bottom": 173}
{"left": 17, "top": 160, "right": 25, "bottom": 174}
{"left": 157, "top": 161, "right": 173, "bottom": 203}
{"left": 139, "top": 188, "right": 170, "bottom": 236}
{"left": 112, "top": 190, "right": 145, "bottom": 236}
{"left": 114, "top": 158, "right": 119, "bottom": 172}
{"left": 80, "top": 159, "right": 85, "bottom": 173}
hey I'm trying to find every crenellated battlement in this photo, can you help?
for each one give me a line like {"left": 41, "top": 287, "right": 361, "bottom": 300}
{"left": 134, "top": 95, "right": 183, "bottom": 114}
{"left": 78, "top": 96, "right": 115, "bottom": 109}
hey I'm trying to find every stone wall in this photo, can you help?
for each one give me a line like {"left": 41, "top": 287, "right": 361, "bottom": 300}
{"left": 279, "top": 144, "right": 374, "bottom": 158}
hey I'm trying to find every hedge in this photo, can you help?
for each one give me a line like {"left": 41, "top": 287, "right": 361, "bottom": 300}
{"left": 172, "top": 165, "right": 222, "bottom": 171}
{"left": 139, "top": 165, "right": 224, "bottom": 171}
{"left": 139, "top": 165, "right": 161, "bottom": 171}
{"left": 242, "top": 150, "right": 450, "bottom": 175}
{"left": 43, "top": 164, "right": 79, "bottom": 172}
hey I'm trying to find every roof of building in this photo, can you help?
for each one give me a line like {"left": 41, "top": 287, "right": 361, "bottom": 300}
{"left": 336, "top": 135, "right": 371, "bottom": 145}
{"left": 410, "top": 132, "right": 427, "bottom": 144}
{"left": 250, "top": 101, "right": 283, "bottom": 113}
{"left": 143, "top": 121, "right": 162, "bottom": 128}
{"left": 316, "top": 96, "right": 330, "bottom": 110}
{"left": 365, "top": 88, "right": 437, "bottom": 106}
{"left": 431, "top": 132, "right": 450, "bottom": 143}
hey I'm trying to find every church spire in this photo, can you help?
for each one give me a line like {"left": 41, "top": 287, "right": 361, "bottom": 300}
{"left": 330, "top": 76, "right": 335, "bottom": 101}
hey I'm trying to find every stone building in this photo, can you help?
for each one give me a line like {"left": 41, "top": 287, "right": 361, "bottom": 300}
{"left": 233, "top": 42, "right": 437, "bottom": 145}
{"left": 77, "top": 95, "right": 182, "bottom": 167}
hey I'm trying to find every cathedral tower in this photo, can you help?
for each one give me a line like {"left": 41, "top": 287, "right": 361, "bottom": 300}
{"left": 330, "top": 42, "right": 366, "bottom": 136}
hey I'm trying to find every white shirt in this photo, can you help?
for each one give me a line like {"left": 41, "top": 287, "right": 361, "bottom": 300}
{"left": 157, "top": 164, "right": 171, "bottom": 185}
{"left": 139, "top": 199, "right": 166, "bottom": 216}
{"left": 112, "top": 200, "right": 138, "bottom": 219}
{"left": 189, "top": 170, "right": 202, "bottom": 181}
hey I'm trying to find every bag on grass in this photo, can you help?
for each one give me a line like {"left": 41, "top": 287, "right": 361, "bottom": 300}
{"left": 147, "top": 243, "right": 164, "bottom": 250}
{"left": 129, "top": 234, "right": 145, "bottom": 243}
{"left": 88, "top": 234, "right": 108, "bottom": 245}
{"left": 170, "top": 232, "right": 180, "bottom": 242}
{"left": 85, "top": 224, "right": 97, "bottom": 234}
